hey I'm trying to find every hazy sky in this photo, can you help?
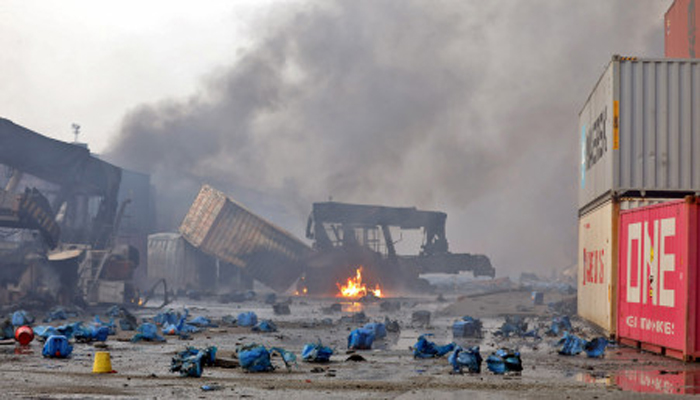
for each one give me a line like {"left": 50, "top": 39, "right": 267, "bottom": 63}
{"left": 1, "top": 1, "right": 672, "bottom": 278}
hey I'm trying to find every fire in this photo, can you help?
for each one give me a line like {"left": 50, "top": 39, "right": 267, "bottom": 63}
{"left": 337, "top": 267, "right": 382, "bottom": 298}
{"left": 294, "top": 287, "right": 308, "bottom": 296}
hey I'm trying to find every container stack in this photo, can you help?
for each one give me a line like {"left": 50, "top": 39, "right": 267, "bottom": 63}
{"left": 577, "top": 55, "right": 700, "bottom": 337}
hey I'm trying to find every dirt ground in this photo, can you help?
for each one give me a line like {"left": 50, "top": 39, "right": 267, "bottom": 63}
{"left": 0, "top": 289, "right": 699, "bottom": 399}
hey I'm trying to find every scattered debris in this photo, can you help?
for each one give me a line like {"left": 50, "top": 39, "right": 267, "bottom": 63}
{"left": 236, "top": 344, "right": 296, "bottom": 372}
{"left": 264, "top": 293, "right": 277, "bottom": 305}
{"left": 452, "top": 316, "right": 483, "bottom": 338}
{"left": 449, "top": 346, "right": 482, "bottom": 373}
{"left": 495, "top": 316, "right": 528, "bottom": 337}
{"left": 273, "top": 303, "right": 291, "bottom": 315}
{"left": 558, "top": 332, "right": 585, "bottom": 356}
{"left": 131, "top": 323, "right": 166, "bottom": 343}
{"left": 584, "top": 337, "right": 608, "bottom": 358}
{"left": 363, "top": 322, "right": 387, "bottom": 339}
{"left": 14, "top": 325, "right": 34, "bottom": 345}
{"left": 412, "top": 334, "right": 455, "bottom": 359}
{"left": 201, "top": 384, "right": 223, "bottom": 391}
{"left": 237, "top": 312, "right": 258, "bottom": 327}
{"left": 348, "top": 328, "right": 375, "bottom": 350}
{"left": 546, "top": 316, "right": 572, "bottom": 336}
{"left": 252, "top": 320, "right": 277, "bottom": 333}
{"left": 345, "top": 354, "right": 366, "bottom": 362}
{"left": 42, "top": 335, "right": 72, "bottom": 358}
{"left": 170, "top": 346, "right": 217, "bottom": 378}
{"left": 486, "top": 348, "right": 522, "bottom": 374}
{"left": 12, "top": 310, "right": 34, "bottom": 327}
{"left": 411, "top": 311, "right": 431, "bottom": 327}
{"left": 302, "top": 341, "right": 334, "bottom": 363}
{"left": 384, "top": 317, "right": 400, "bottom": 333}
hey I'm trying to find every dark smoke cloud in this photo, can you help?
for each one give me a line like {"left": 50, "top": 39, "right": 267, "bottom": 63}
{"left": 105, "top": 0, "right": 667, "bottom": 277}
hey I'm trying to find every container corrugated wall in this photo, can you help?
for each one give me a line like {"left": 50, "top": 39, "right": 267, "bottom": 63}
{"left": 147, "top": 233, "right": 216, "bottom": 291}
{"left": 665, "top": 0, "right": 700, "bottom": 58}
{"left": 579, "top": 57, "right": 700, "bottom": 212}
{"left": 179, "top": 185, "right": 312, "bottom": 292}
{"left": 617, "top": 198, "right": 700, "bottom": 360}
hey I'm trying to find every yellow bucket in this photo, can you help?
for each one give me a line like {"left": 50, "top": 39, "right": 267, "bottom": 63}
{"left": 92, "top": 351, "right": 114, "bottom": 373}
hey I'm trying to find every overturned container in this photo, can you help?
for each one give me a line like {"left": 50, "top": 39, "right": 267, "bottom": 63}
{"left": 179, "top": 185, "right": 313, "bottom": 292}
{"left": 617, "top": 197, "right": 700, "bottom": 361}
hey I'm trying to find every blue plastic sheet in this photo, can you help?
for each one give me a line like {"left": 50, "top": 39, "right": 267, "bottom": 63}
{"left": 252, "top": 320, "right": 277, "bottom": 332}
{"left": 131, "top": 323, "right": 166, "bottom": 342}
{"left": 363, "top": 322, "right": 387, "bottom": 339}
{"left": 12, "top": 310, "right": 34, "bottom": 327}
{"left": 486, "top": 348, "right": 522, "bottom": 374}
{"left": 558, "top": 332, "right": 585, "bottom": 356}
{"left": 495, "top": 316, "right": 528, "bottom": 337}
{"left": 348, "top": 328, "right": 375, "bottom": 350}
{"left": 237, "top": 312, "right": 258, "bottom": 327}
{"left": 412, "top": 334, "right": 455, "bottom": 359}
{"left": 43, "top": 307, "right": 71, "bottom": 323}
{"left": 238, "top": 344, "right": 273, "bottom": 372}
{"left": 449, "top": 346, "right": 482, "bottom": 373}
{"left": 189, "top": 316, "right": 218, "bottom": 327}
{"left": 584, "top": 337, "right": 608, "bottom": 358}
{"left": 75, "top": 325, "right": 110, "bottom": 343}
{"left": 154, "top": 309, "right": 189, "bottom": 326}
{"left": 170, "top": 346, "right": 217, "bottom": 377}
{"left": 42, "top": 335, "right": 73, "bottom": 358}
{"left": 93, "top": 316, "right": 116, "bottom": 335}
{"left": 547, "top": 316, "right": 572, "bottom": 336}
{"left": 302, "top": 341, "right": 333, "bottom": 363}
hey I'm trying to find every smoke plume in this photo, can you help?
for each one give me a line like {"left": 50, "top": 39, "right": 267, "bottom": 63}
{"left": 105, "top": 0, "right": 667, "bottom": 277}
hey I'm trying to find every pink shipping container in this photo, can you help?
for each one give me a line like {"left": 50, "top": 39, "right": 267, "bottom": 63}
{"left": 617, "top": 197, "right": 700, "bottom": 360}
{"left": 665, "top": 0, "right": 699, "bottom": 58}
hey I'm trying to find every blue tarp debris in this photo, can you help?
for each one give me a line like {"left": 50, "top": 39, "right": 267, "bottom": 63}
{"left": 12, "top": 310, "right": 34, "bottom": 327}
{"left": 558, "top": 332, "right": 585, "bottom": 356}
{"left": 93, "top": 316, "right": 117, "bottom": 335}
{"left": 221, "top": 315, "right": 237, "bottom": 326}
{"left": 189, "top": 316, "right": 218, "bottom": 328}
{"left": 495, "top": 316, "right": 528, "bottom": 337}
{"left": 237, "top": 344, "right": 296, "bottom": 372}
{"left": 449, "top": 346, "right": 482, "bottom": 373}
{"left": 413, "top": 334, "right": 455, "bottom": 359}
{"left": 348, "top": 328, "right": 375, "bottom": 350}
{"left": 584, "top": 337, "right": 608, "bottom": 358}
{"left": 42, "top": 335, "right": 73, "bottom": 358}
{"left": 547, "top": 316, "right": 572, "bottom": 336}
{"left": 75, "top": 325, "right": 110, "bottom": 343}
{"left": 452, "top": 316, "right": 482, "bottom": 338}
{"left": 131, "top": 323, "right": 166, "bottom": 342}
{"left": 237, "top": 312, "right": 258, "bottom": 327}
{"left": 154, "top": 309, "right": 189, "bottom": 326}
{"left": 43, "top": 307, "right": 76, "bottom": 323}
{"left": 252, "top": 320, "right": 277, "bottom": 332}
{"left": 486, "top": 348, "right": 522, "bottom": 374}
{"left": 170, "top": 346, "right": 217, "bottom": 378}
{"left": 363, "top": 322, "right": 387, "bottom": 339}
{"left": 302, "top": 341, "right": 333, "bottom": 363}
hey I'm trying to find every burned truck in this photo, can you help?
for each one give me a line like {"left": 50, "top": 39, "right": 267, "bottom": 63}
{"left": 302, "top": 201, "right": 495, "bottom": 296}
{"left": 177, "top": 184, "right": 494, "bottom": 296}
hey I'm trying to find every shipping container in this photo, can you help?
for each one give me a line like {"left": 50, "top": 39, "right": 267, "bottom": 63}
{"left": 665, "top": 0, "right": 699, "bottom": 58}
{"left": 179, "top": 185, "right": 312, "bottom": 292}
{"left": 615, "top": 369, "right": 700, "bottom": 395}
{"left": 147, "top": 233, "right": 217, "bottom": 291}
{"left": 578, "top": 56, "right": 700, "bottom": 213}
{"left": 617, "top": 198, "right": 700, "bottom": 360}
{"left": 578, "top": 198, "right": 675, "bottom": 334}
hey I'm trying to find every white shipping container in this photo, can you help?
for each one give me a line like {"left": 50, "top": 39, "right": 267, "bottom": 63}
{"left": 577, "top": 198, "right": 674, "bottom": 334}
{"left": 578, "top": 56, "right": 700, "bottom": 212}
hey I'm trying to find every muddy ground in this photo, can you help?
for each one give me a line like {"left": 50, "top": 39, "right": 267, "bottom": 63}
{"left": 0, "top": 289, "right": 698, "bottom": 399}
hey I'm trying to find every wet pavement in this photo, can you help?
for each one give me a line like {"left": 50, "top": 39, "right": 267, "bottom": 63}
{"left": 0, "top": 291, "right": 698, "bottom": 398}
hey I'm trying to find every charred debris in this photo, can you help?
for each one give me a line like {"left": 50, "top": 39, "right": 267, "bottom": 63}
{"left": 0, "top": 117, "right": 495, "bottom": 311}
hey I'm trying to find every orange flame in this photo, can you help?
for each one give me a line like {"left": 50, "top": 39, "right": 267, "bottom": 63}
{"left": 337, "top": 267, "right": 382, "bottom": 298}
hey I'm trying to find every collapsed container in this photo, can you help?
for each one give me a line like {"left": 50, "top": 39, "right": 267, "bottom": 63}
{"left": 578, "top": 56, "right": 700, "bottom": 213}
{"left": 179, "top": 185, "right": 313, "bottom": 292}
{"left": 665, "top": 0, "right": 700, "bottom": 58}
{"left": 578, "top": 198, "right": 674, "bottom": 335}
{"left": 617, "top": 198, "right": 700, "bottom": 361}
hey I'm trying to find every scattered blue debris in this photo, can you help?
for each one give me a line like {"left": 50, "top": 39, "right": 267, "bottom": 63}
{"left": 348, "top": 328, "right": 375, "bottom": 350}
{"left": 93, "top": 316, "right": 117, "bottom": 335}
{"left": 412, "top": 334, "right": 455, "bottom": 359}
{"left": 237, "top": 344, "right": 296, "bottom": 372}
{"left": 558, "top": 332, "right": 586, "bottom": 356}
{"left": 547, "top": 316, "right": 572, "bottom": 336}
{"left": 12, "top": 310, "right": 34, "bottom": 327}
{"left": 42, "top": 335, "right": 73, "bottom": 358}
{"left": 75, "top": 325, "right": 110, "bottom": 343}
{"left": 43, "top": 307, "right": 75, "bottom": 323}
{"left": 495, "top": 316, "right": 528, "bottom": 338}
{"left": 131, "top": 323, "right": 166, "bottom": 343}
{"left": 170, "top": 346, "right": 217, "bottom": 377}
{"left": 584, "top": 337, "right": 608, "bottom": 358}
{"left": 189, "top": 316, "right": 218, "bottom": 328}
{"left": 237, "top": 312, "right": 258, "bottom": 327}
{"left": 486, "top": 348, "right": 522, "bottom": 374}
{"left": 154, "top": 309, "right": 189, "bottom": 326}
{"left": 363, "top": 322, "right": 387, "bottom": 339}
{"left": 452, "top": 316, "right": 483, "bottom": 338}
{"left": 302, "top": 341, "right": 333, "bottom": 363}
{"left": 252, "top": 320, "right": 277, "bottom": 333}
{"left": 449, "top": 345, "right": 482, "bottom": 373}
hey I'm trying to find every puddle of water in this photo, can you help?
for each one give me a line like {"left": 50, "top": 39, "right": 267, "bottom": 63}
{"left": 578, "top": 369, "right": 700, "bottom": 395}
